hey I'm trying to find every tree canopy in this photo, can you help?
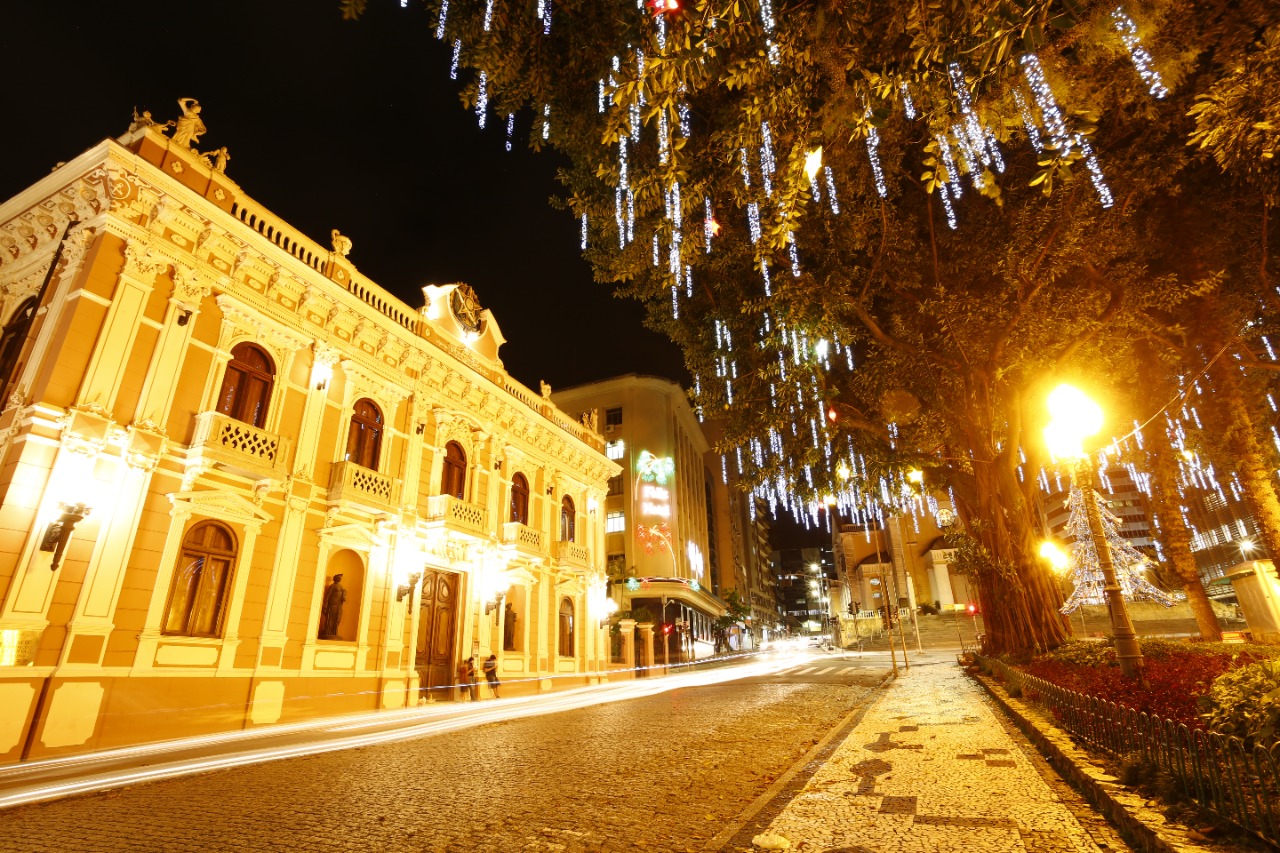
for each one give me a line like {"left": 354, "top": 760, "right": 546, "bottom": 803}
{"left": 347, "top": 0, "right": 1279, "bottom": 654}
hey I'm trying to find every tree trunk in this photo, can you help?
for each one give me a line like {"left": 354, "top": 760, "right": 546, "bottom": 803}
{"left": 1148, "top": 430, "right": 1222, "bottom": 641}
{"left": 1213, "top": 357, "right": 1280, "bottom": 561}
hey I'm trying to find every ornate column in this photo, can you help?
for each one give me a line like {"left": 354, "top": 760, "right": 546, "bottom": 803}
{"left": 637, "top": 622, "right": 655, "bottom": 672}
{"left": 132, "top": 264, "right": 210, "bottom": 431}
{"left": 618, "top": 617, "right": 636, "bottom": 678}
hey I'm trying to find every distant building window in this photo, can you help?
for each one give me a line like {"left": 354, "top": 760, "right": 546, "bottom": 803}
{"left": 216, "top": 342, "right": 275, "bottom": 428}
{"left": 606, "top": 510, "right": 625, "bottom": 533}
{"left": 510, "top": 472, "right": 530, "bottom": 525}
{"left": 164, "top": 521, "right": 237, "bottom": 638}
{"left": 441, "top": 441, "right": 467, "bottom": 499}
{"left": 607, "top": 474, "right": 624, "bottom": 496}
{"left": 605, "top": 439, "right": 625, "bottom": 460}
{"left": 560, "top": 496, "right": 576, "bottom": 542}
{"left": 605, "top": 407, "right": 623, "bottom": 427}
{"left": 558, "top": 597, "right": 575, "bottom": 657}
{"left": 345, "top": 398, "right": 383, "bottom": 470}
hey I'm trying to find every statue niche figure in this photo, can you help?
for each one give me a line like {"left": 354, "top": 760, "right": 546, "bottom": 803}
{"left": 319, "top": 573, "right": 347, "bottom": 640}
{"left": 503, "top": 602, "right": 517, "bottom": 651}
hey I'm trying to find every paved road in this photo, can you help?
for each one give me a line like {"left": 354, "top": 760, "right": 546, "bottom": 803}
{"left": 0, "top": 656, "right": 888, "bottom": 852}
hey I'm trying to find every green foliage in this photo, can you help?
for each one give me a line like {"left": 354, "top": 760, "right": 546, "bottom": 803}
{"left": 1040, "top": 638, "right": 1114, "bottom": 668}
{"left": 1201, "top": 657, "right": 1280, "bottom": 746}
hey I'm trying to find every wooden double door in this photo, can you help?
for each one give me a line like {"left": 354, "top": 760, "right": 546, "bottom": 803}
{"left": 416, "top": 568, "right": 461, "bottom": 700}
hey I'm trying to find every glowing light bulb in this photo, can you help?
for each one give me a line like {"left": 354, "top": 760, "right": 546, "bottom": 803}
{"left": 804, "top": 147, "right": 823, "bottom": 182}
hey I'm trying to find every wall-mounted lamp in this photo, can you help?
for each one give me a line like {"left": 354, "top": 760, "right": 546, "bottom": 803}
{"left": 484, "top": 596, "right": 502, "bottom": 617}
{"left": 599, "top": 597, "right": 619, "bottom": 628}
{"left": 546, "top": 486, "right": 554, "bottom": 496}
{"left": 396, "top": 572, "right": 421, "bottom": 603}
{"left": 40, "top": 502, "right": 92, "bottom": 572}
{"left": 415, "top": 422, "right": 425, "bottom": 435}
{"left": 176, "top": 309, "right": 192, "bottom": 326}
{"left": 311, "top": 361, "right": 333, "bottom": 392}
{"left": 493, "top": 460, "right": 502, "bottom": 471}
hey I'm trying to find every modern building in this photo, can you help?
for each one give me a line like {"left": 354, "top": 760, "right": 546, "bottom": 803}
{"left": 0, "top": 113, "right": 618, "bottom": 762}
{"left": 771, "top": 545, "right": 834, "bottom": 636}
{"left": 552, "top": 375, "right": 773, "bottom": 657}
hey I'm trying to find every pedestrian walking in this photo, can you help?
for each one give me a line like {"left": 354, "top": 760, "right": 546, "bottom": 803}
{"left": 456, "top": 657, "right": 475, "bottom": 702}
{"left": 467, "top": 657, "right": 480, "bottom": 701}
{"left": 483, "top": 653, "right": 500, "bottom": 698}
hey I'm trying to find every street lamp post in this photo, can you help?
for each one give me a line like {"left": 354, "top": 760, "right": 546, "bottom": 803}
{"left": 1044, "top": 384, "right": 1144, "bottom": 679}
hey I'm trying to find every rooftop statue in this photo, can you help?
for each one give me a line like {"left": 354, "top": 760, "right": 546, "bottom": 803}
{"left": 331, "top": 230, "right": 353, "bottom": 258}
{"left": 128, "top": 108, "right": 173, "bottom": 134}
{"left": 201, "top": 146, "right": 231, "bottom": 173}
{"left": 170, "top": 98, "right": 207, "bottom": 149}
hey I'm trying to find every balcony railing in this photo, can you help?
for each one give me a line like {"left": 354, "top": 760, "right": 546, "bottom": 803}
{"left": 425, "top": 495, "right": 490, "bottom": 538}
{"left": 552, "top": 540, "right": 590, "bottom": 569}
{"left": 189, "top": 411, "right": 291, "bottom": 480}
{"left": 501, "top": 521, "right": 546, "bottom": 557}
{"left": 328, "top": 461, "right": 398, "bottom": 514}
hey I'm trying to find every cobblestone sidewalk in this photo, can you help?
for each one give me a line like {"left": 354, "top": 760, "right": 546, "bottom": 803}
{"left": 748, "top": 664, "right": 1127, "bottom": 853}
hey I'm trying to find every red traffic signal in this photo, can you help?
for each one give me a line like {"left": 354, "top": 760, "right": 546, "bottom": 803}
{"left": 966, "top": 603, "right": 977, "bottom": 615}
{"left": 662, "top": 623, "right": 673, "bottom": 635}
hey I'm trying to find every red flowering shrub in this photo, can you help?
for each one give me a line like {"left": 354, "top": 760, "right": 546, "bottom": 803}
{"left": 1019, "top": 639, "right": 1280, "bottom": 732}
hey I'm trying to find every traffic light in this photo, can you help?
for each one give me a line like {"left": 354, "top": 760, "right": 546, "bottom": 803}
{"left": 966, "top": 603, "right": 977, "bottom": 615}
{"left": 662, "top": 623, "right": 673, "bottom": 636}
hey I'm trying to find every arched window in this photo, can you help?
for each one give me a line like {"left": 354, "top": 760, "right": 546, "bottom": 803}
{"left": 215, "top": 342, "right": 274, "bottom": 428}
{"left": 345, "top": 398, "right": 383, "bottom": 470}
{"left": 440, "top": 441, "right": 467, "bottom": 499}
{"left": 560, "top": 496, "right": 575, "bottom": 542}
{"left": 510, "top": 473, "right": 529, "bottom": 525}
{"left": 558, "top": 597, "right": 575, "bottom": 657}
{"left": 164, "top": 521, "right": 237, "bottom": 637}
{"left": 0, "top": 298, "right": 37, "bottom": 404}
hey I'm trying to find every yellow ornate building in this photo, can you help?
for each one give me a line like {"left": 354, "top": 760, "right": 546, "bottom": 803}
{"left": 0, "top": 116, "right": 619, "bottom": 762}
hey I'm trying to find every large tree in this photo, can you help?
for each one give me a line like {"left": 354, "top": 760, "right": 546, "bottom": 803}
{"left": 347, "top": 0, "right": 1278, "bottom": 654}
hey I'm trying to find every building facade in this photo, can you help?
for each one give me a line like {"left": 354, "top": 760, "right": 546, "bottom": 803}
{"left": 552, "top": 375, "right": 768, "bottom": 657}
{"left": 0, "top": 120, "right": 617, "bottom": 762}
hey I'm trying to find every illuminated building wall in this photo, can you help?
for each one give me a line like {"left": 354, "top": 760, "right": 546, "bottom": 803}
{"left": 553, "top": 375, "right": 744, "bottom": 649}
{"left": 0, "top": 123, "right": 618, "bottom": 762}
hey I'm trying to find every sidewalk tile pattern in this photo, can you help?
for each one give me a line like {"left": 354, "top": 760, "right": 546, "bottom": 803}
{"left": 756, "top": 665, "right": 1113, "bottom": 853}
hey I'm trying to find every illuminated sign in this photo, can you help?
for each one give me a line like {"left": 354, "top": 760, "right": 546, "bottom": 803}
{"left": 636, "top": 450, "right": 674, "bottom": 485}
{"left": 639, "top": 484, "right": 670, "bottom": 518}
{"left": 636, "top": 450, "right": 674, "bottom": 519}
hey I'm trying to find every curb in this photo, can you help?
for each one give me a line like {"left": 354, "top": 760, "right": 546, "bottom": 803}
{"left": 967, "top": 667, "right": 1212, "bottom": 853}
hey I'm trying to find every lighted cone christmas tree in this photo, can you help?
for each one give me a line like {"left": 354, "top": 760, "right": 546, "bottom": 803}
{"left": 1059, "top": 486, "right": 1176, "bottom": 614}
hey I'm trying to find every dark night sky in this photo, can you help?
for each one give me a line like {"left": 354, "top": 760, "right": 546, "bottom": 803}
{"left": 0, "top": 0, "right": 687, "bottom": 392}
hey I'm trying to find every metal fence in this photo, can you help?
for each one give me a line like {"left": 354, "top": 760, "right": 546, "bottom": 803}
{"left": 974, "top": 654, "right": 1280, "bottom": 848}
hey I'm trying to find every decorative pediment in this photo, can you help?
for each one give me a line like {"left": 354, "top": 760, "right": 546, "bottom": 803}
{"left": 215, "top": 293, "right": 309, "bottom": 357}
{"left": 168, "top": 489, "right": 274, "bottom": 528}
{"left": 318, "top": 520, "right": 385, "bottom": 553}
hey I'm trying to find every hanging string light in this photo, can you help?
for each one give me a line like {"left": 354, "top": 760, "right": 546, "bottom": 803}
{"left": 823, "top": 166, "right": 840, "bottom": 214}
{"left": 788, "top": 232, "right": 802, "bottom": 277}
{"left": 760, "top": 122, "right": 776, "bottom": 198}
{"left": 703, "top": 196, "right": 717, "bottom": 252}
{"left": 436, "top": 0, "right": 450, "bottom": 39}
{"left": 1111, "top": 8, "right": 1169, "bottom": 98}
{"left": 936, "top": 133, "right": 962, "bottom": 200}
{"left": 758, "top": 0, "right": 780, "bottom": 65}
{"left": 580, "top": 213, "right": 588, "bottom": 249}
{"left": 938, "top": 183, "right": 958, "bottom": 230}
{"left": 483, "top": 0, "right": 494, "bottom": 32}
{"left": 449, "top": 39, "right": 462, "bottom": 79}
{"left": 476, "top": 71, "right": 489, "bottom": 128}
{"left": 505, "top": 113, "right": 515, "bottom": 151}
{"left": 539, "top": 0, "right": 552, "bottom": 34}
{"left": 900, "top": 81, "right": 916, "bottom": 120}
{"left": 658, "top": 110, "right": 670, "bottom": 164}
{"left": 541, "top": 104, "right": 551, "bottom": 140}
{"left": 739, "top": 148, "right": 752, "bottom": 188}
{"left": 678, "top": 103, "right": 691, "bottom": 137}
{"left": 1013, "top": 89, "right": 1044, "bottom": 153}
{"left": 746, "top": 202, "right": 762, "bottom": 244}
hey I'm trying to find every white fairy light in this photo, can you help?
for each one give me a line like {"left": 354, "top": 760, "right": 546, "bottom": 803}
{"left": 541, "top": 104, "right": 551, "bottom": 140}
{"left": 685, "top": 264, "right": 694, "bottom": 297}
{"left": 950, "top": 124, "right": 985, "bottom": 191}
{"left": 630, "top": 103, "right": 642, "bottom": 143}
{"left": 937, "top": 133, "right": 962, "bottom": 199}
{"left": 865, "top": 116, "right": 885, "bottom": 197}
{"left": 739, "top": 148, "right": 752, "bottom": 188}
{"left": 483, "top": 0, "right": 494, "bottom": 31}
{"left": 703, "top": 196, "right": 715, "bottom": 253}
{"left": 656, "top": 13, "right": 667, "bottom": 52}
{"left": 788, "top": 232, "right": 802, "bottom": 277}
{"left": 747, "top": 202, "right": 762, "bottom": 244}
{"left": 938, "top": 183, "right": 958, "bottom": 230}
{"left": 658, "top": 110, "right": 670, "bottom": 164}
{"left": 626, "top": 190, "right": 634, "bottom": 243}
{"left": 598, "top": 80, "right": 606, "bottom": 113}
{"left": 1264, "top": 336, "right": 1277, "bottom": 361}
{"left": 1075, "top": 135, "right": 1114, "bottom": 207}
{"left": 476, "top": 71, "right": 488, "bottom": 128}
{"left": 652, "top": 233, "right": 660, "bottom": 266}
{"left": 985, "top": 128, "right": 1005, "bottom": 173}
{"left": 760, "top": 122, "right": 776, "bottom": 198}
{"left": 435, "top": 0, "right": 452, "bottom": 38}
{"left": 615, "top": 189, "right": 626, "bottom": 248}
{"left": 449, "top": 39, "right": 462, "bottom": 79}
{"left": 679, "top": 103, "right": 691, "bottom": 137}
{"left": 761, "top": 259, "right": 773, "bottom": 296}
{"left": 824, "top": 166, "right": 840, "bottom": 214}
{"left": 1013, "top": 88, "right": 1044, "bottom": 153}
{"left": 1020, "top": 54, "right": 1072, "bottom": 157}
{"left": 505, "top": 114, "right": 515, "bottom": 151}
{"left": 759, "top": 0, "right": 780, "bottom": 65}
{"left": 671, "top": 282, "right": 679, "bottom": 318}
{"left": 580, "top": 213, "right": 588, "bottom": 249}
{"left": 900, "top": 81, "right": 916, "bottom": 120}
{"left": 1112, "top": 8, "right": 1168, "bottom": 98}
{"left": 540, "top": 0, "right": 551, "bottom": 34}
{"left": 809, "top": 173, "right": 822, "bottom": 204}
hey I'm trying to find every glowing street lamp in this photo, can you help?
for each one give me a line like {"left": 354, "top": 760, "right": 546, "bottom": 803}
{"left": 1038, "top": 540, "right": 1070, "bottom": 573}
{"left": 1044, "top": 384, "right": 1144, "bottom": 678}
{"left": 1239, "top": 539, "right": 1257, "bottom": 559}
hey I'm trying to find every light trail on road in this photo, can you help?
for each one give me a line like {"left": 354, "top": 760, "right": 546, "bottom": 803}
{"left": 0, "top": 652, "right": 811, "bottom": 811}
